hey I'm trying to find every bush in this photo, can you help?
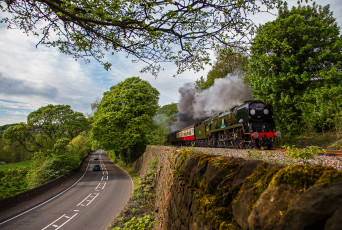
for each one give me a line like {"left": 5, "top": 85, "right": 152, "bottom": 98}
{"left": 284, "top": 145, "right": 325, "bottom": 161}
{"left": 67, "top": 133, "right": 92, "bottom": 162}
{"left": 0, "top": 168, "right": 29, "bottom": 198}
{"left": 26, "top": 133, "right": 92, "bottom": 188}
{"left": 112, "top": 215, "right": 155, "bottom": 230}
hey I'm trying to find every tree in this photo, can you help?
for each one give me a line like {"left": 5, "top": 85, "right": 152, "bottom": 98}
{"left": 92, "top": 77, "right": 159, "bottom": 163}
{"left": 195, "top": 47, "right": 249, "bottom": 90}
{"left": 248, "top": 3, "right": 342, "bottom": 135}
{"left": 1, "top": 0, "right": 283, "bottom": 75}
{"left": 147, "top": 103, "right": 178, "bottom": 145}
{"left": 3, "top": 104, "right": 90, "bottom": 154}
{"left": 27, "top": 104, "right": 90, "bottom": 150}
{"left": 1, "top": 123, "right": 34, "bottom": 162}
{"left": 91, "top": 97, "right": 101, "bottom": 113}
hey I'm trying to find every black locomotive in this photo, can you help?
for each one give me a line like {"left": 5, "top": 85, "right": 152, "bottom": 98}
{"left": 167, "top": 100, "right": 281, "bottom": 149}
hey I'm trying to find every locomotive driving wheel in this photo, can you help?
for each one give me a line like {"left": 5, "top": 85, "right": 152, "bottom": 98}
{"left": 255, "top": 139, "right": 261, "bottom": 149}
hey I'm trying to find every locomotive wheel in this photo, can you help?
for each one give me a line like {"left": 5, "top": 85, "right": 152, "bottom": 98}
{"left": 247, "top": 141, "right": 256, "bottom": 149}
{"left": 255, "top": 139, "right": 261, "bottom": 149}
{"left": 210, "top": 135, "right": 217, "bottom": 147}
{"left": 233, "top": 140, "right": 240, "bottom": 148}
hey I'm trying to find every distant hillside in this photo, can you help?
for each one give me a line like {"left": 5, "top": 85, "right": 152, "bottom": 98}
{"left": 0, "top": 123, "right": 18, "bottom": 131}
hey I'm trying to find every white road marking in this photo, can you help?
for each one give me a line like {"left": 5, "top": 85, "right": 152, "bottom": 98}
{"left": 95, "top": 182, "right": 106, "bottom": 191}
{"left": 1, "top": 150, "right": 127, "bottom": 230}
{"left": 41, "top": 213, "right": 78, "bottom": 230}
{"left": 0, "top": 154, "right": 93, "bottom": 226}
{"left": 77, "top": 193, "right": 99, "bottom": 207}
{"left": 86, "top": 193, "right": 99, "bottom": 206}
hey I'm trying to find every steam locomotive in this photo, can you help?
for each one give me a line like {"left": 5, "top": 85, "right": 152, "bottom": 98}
{"left": 167, "top": 100, "right": 281, "bottom": 149}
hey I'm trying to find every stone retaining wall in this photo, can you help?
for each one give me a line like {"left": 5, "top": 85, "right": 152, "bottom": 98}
{"left": 134, "top": 146, "right": 342, "bottom": 230}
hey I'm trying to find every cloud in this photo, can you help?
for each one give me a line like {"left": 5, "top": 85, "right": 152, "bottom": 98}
{"left": 103, "top": 52, "right": 211, "bottom": 106}
{"left": 0, "top": 101, "right": 30, "bottom": 125}
{"left": 0, "top": 26, "right": 105, "bottom": 120}
{"left": 0, "top": 72, "right": 58, "bottom": 98}
{"left": 0, "top": 100, "right": 31, "bottom": 110}
{"left": 1, "top": 109, "right": 27, "bottom": 116}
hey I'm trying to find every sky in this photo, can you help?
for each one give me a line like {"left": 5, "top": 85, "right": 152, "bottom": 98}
{"left": 0, "top": 0, "right": 341, "bottom": 126}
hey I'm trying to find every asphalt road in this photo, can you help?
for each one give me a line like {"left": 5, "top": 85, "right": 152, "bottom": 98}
{"left": 0, "top": 150, "right": 133, "bottom": 230}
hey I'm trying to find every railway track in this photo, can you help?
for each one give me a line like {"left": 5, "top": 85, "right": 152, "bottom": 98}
{"left": 322, "top": 150, "right": 342, "bottom": 157}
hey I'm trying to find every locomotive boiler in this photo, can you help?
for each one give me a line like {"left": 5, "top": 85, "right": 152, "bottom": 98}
{"left": 167, "top": 100, "right": 281, "bottom": 149}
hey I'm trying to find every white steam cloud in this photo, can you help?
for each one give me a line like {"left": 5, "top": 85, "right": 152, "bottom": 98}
{"left": 175, "top": 74, "right": 253, "bottom": 129}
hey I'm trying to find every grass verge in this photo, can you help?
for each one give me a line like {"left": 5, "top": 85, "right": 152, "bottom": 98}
{"left": 109, "top": 157, "right": 158, "bottom": 230}
{"left": 0, "top": 161, "right": 32, "bottom": 171}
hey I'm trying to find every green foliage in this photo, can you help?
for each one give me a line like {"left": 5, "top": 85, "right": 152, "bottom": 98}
{"left": 0, "top": 123, "right": 17, "bottom": 131}
{"left": 26, "top": 153, "right": 68, "bottom": 188}
{"left": 2, "top": 123, "right": 37, "bottom": 161}
{"left": 2, "top": 105, "right": 90, "bottom": 163}
{"left": 329, "top": 139, "right": 342, "bottom": 150}
{"left": 155, "top": 103, "right": 178, "bottom": 124}
{"left": 26, "top": 133, "right": 92, "bottom": 188}
{"left": 67, "top": 133, "right": 92, "bottom": 160}
{"left": 195, "top": 47, "right": 249, "bottom": 90}
{"left": 284, "top": 145, "right": 325, "bottom": 161}
{"left": 0, "top": 161, "right": 32, "bottom": 171}
{"left": 110, "top": 157, "right": 158, "bottom": 230}
{"left": 1, "top": 0, "right": 283, "bottom": 75}
{"left": 1, "top": 105, "right": 91, "bottom": 192}
{"left": 92, "top": 77, "right": 159, "bottom": 163}
{"left": 113, "top": 215, "right": 154, "bottom": 230}
{"left": 0, "top": 168, "right": 29, "bottom": 199}
{"left": 147, "top": 103, "right": 178, "bottom": 145}
{"left": 248, "top": 3, "right": 342, "bottom": 135}
{"left": 0, "top": 134, "right": 30, "bottom": 163}
{"left": 27, "top": 104, "right": 90, "bottom": 149}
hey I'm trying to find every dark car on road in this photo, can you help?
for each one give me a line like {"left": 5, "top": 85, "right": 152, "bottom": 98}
{"left": 93, "top": 164, "right": 101, "bottom": 171}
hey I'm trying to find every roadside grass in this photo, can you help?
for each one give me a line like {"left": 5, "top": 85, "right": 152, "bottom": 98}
{"left": 115, "top": 160, "right": 141, "bottom": 189}
{"left": 0, "top": 160, "right": 32, "bottom": 171}
{"left": 105, "top": 150, "right": 141, "bottom": 189}
{"left": 109, "top": 157, "right": 158, "bottom": 230}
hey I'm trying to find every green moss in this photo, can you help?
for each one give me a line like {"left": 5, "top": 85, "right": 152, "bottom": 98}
{"left": 219, "top": 219, "right": 241, "bottom": 230}
{"left": 316, "top": 169, "right": 342, "bottom": 186}
{"left": 172, "top": 148, "right": 342, "bottom": 230}
{"left": 233, "top": 163, "right": 281, "bottom": 214}
{"left": 174, "top": 150, "right": 243, "bottom": 229}
{"left": 269, "top": 164, "right": 342, "bottom": 191}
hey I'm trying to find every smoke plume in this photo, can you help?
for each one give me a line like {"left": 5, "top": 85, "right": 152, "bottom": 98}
{"left": 174, "top": 74, "right": 253, "bottom": 130}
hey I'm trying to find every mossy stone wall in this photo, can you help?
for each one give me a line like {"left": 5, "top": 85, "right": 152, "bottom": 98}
{"left": 136, "top": 146, "right": 342, "bottom": 230}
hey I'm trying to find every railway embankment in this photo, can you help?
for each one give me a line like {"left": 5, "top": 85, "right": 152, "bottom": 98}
{"left": 132, "top": 145, "right": 342, "bottom": 230}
